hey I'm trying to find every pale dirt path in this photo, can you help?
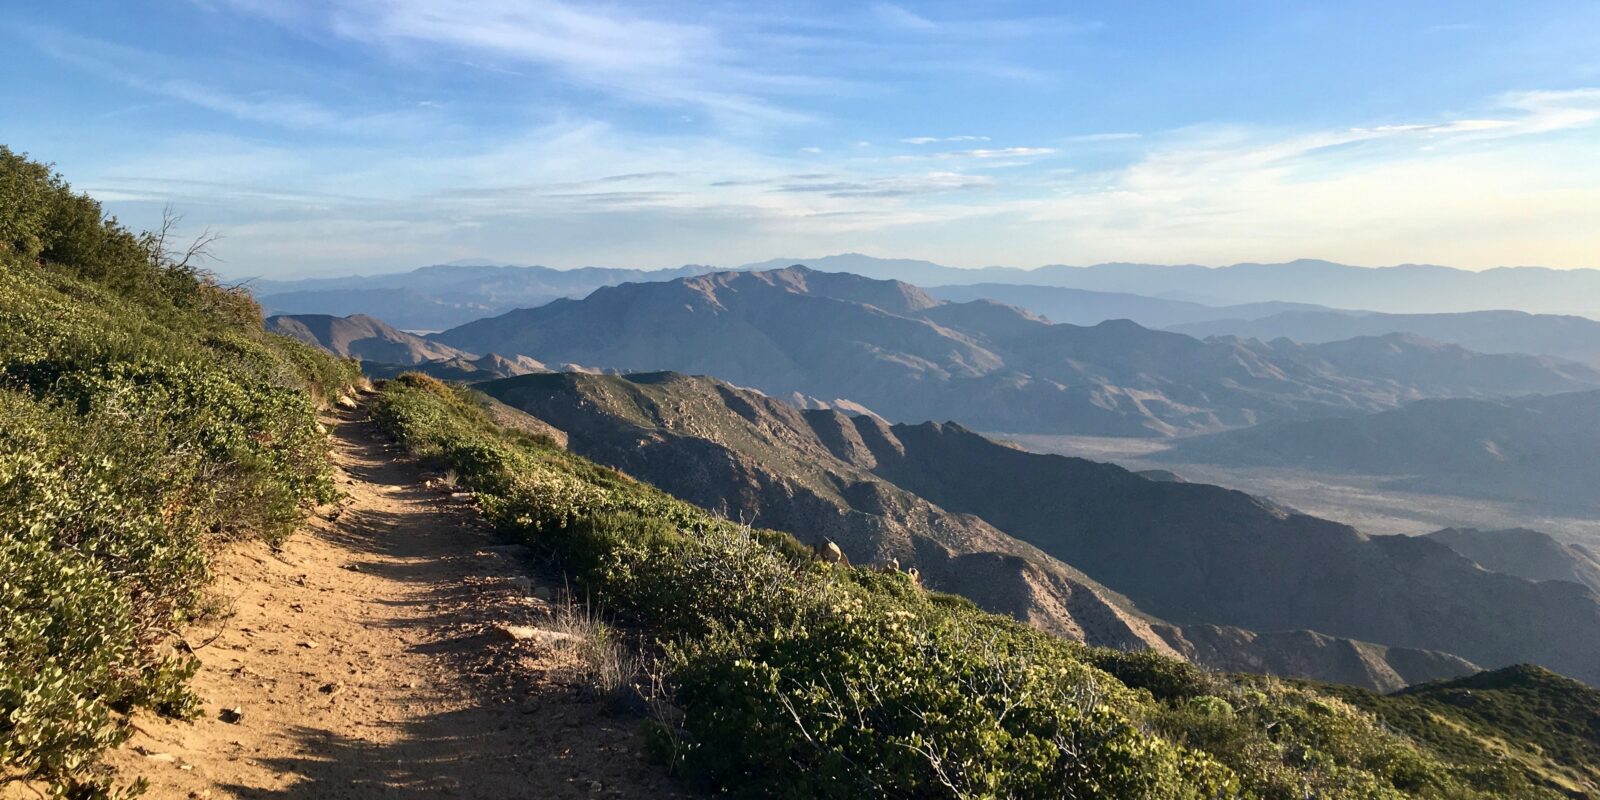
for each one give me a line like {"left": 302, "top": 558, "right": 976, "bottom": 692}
{"left": 101, "top": 406, "right": 690, "bottom": 799}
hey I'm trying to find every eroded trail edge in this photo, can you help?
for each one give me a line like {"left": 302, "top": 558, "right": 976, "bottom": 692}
{"left": 105, "top": 407, "right": 685, "bottom": 799}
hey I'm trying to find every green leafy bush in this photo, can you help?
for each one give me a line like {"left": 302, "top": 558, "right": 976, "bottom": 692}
{"left": 0, "top": 146, "right": 358, "bottom": 795}
{"left": 373, "top": 375, "right": 1553, "bottom": 799}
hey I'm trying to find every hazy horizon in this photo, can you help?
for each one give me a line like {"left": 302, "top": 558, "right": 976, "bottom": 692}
{"left": 234, "top": 252, "right": 1600, "bottom": 283}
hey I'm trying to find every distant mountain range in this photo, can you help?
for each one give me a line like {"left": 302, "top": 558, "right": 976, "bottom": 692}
{"left": 927, "top": 283, "right": 1339, "bottom": 329}
{"left": 255, "top": 264, "right": 717, "bottom": 330}
{"left": 249, "top": 254, "right": 1600, "bottom": 331}
{"left": 1169, "top": 309, "right": 1600, "bottom": 368}
{"left": 430, "top": 266, "right": 1600, "bottom": 437}
{"left": 477, "top": 370, "right": 1600, "bottom": 688}
{"left": 739, "top": 254, "right": 1600, "bottom": 318}
{"left": 1160, "top": 390, "right": 1600, "bottom": 512}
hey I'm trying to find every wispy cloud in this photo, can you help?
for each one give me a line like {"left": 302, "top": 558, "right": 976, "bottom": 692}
{"left": 900, "top": 135, "right": 990, "bottom": 144}
{"left": 893, "top": 146, "right": 1057, "bottom": 161}
{"left": 1063, "top": 132, "right": 1142, "bottom": 143}
{"left": 868, "top": 2, "right": 1099, "bottom": 38}
{"left": 31, "top": 28, "right": 432, "bottom": 136}
{"left": 1498, "top": 88, "right": 1600, "bottom": 132}
{"left": 214, "top": 0, "right": 822, "bottom": 128}
{"left": 776, "top": 172, "right": 993, "bottom": 198}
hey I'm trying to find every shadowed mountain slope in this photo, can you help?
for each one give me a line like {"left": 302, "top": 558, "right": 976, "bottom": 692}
{"left": 361, "top": 352, "right": 551, "bottom": 382}
{"left": 480, "top": 370, "right": 1180, "bottom": 652}
{"left": 1425, "top": 528, "right": 1600, "bottom": 593}
{"left": 1160, "top": 390, "right": 1600, "bottom": 512}
{"left": 270, "top": 313, "right": 561, "bottom": 382}
{"left": 837, "top": 419, "right": 1600, "bottom": 685}
{"left": 433, "top": 266, "right": 1600, "bottom": 437}
{"left": 267, "top": 313, "right": 467, "bottom": 364}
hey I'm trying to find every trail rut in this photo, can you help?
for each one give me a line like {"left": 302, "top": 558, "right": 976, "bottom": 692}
{"left": 104, "top": 406, "right": 688, "bottom": 799}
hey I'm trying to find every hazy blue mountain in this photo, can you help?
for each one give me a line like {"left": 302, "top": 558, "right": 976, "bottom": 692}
{"left": 254, "top": 263, "right": 718, "bottom": 329}
{"left": 735, "top": 253, "right": 1030, "bottom": 285}
{"left": 430, "top": 266, "right": 1600, "bottom": 437}
{"left": 742, "top": 255, "right": 1600, "bottom": 317}
{"left": 1169, "top": 309, "right": 1600, "bottom": 368}
{"left": 251, "top": 255, "right": 1600, "bottom": 330}
{"left": 1160, "top": 390, "right": 1600, "bottom": 511}
{"left": 929, "top": 282, "right": 1338, "bottom": 328}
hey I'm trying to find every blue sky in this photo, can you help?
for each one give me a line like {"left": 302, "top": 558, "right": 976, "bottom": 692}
{"left": 4, "top": 1, "right": 1599, "bottom": 278}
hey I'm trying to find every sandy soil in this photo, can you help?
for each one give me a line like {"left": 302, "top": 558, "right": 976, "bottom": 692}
{"left": 98, "top": 405, "right": 691, "bottom": 799}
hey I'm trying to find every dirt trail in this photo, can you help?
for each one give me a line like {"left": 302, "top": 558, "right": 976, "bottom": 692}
{"left": 103, "top": 406, "right": 689, "bottom": 799}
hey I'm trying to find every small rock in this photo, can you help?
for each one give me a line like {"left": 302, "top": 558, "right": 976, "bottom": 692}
{"left": 495, "top": 625, "right": 584, "bottom": 646}
{"left": 219, "top": 707, "right": 244, "bottom": 724}
{"left": 319, "top": 681, "right": 346, "bottom": 696}
{"left": 588, "top": 782, "right": 604, "bottom": 793}
{"left": 484, "top": 544, "right": 531, "bottom": 557}
{"left": 299, "top": 640, "right": 319, "bottom": 649}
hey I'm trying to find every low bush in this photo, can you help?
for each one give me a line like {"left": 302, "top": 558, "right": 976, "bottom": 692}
{"left": 372, "top": 376, "right": 1549, "bottom": 799}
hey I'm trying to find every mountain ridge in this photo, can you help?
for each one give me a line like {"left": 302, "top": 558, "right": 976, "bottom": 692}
{"left": 431, "top": 265, "right": 1600, "bottom": 437}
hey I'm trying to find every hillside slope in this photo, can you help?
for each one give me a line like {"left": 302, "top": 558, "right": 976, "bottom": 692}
{"left": 481, "top": 371, "right": 1181, "bottom": 653}
{"left": 433, "top": 266, "right": 1599, "bottom": 436}
{"left": 481, "top": 371, "right": 1479, "bottom": 690}
{"left": 1327, "top": 665, "right": 1600, "bottom": 797}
